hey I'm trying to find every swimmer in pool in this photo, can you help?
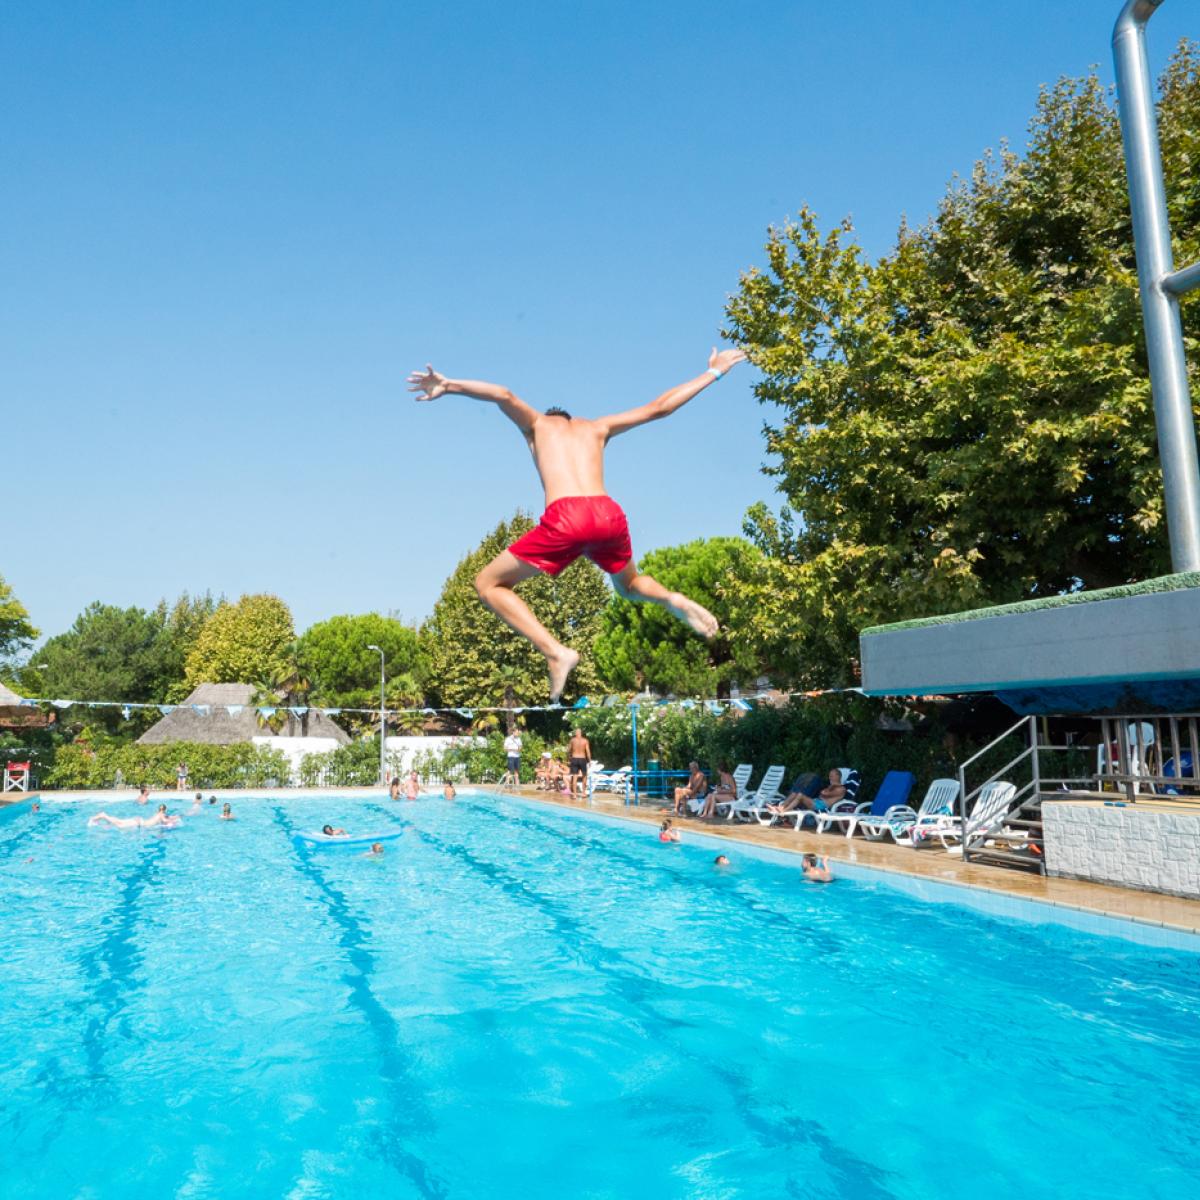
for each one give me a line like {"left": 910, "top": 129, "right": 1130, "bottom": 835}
{"left": 658, "top": 819, "right": 680, "bottom": 843}
{"left": 31, "top": 802, "right": 40, "bottom": 814}
{"left": 89, "top": 808, "right": 176, "bottom": 830}
{"left": 135, "top": 784, "right": 151, "bottom": 805}
{"left": 209, "top": 795, "right": 218, "bottom": 805}
{"left": 802, "top": 853, "right": 833, "bottom": 883}
{"left": 364, "top": 842, "right": 385, "bottom": 857}
{"left": 389, "top": 778, "right": 401, "bottom": 801}
{"left": 321, "top": 824, "right": 348, "bottom": 837}
{"left": 714, "top": 854, "right": 730, "bottom": 867}
{"left": 443, "top": 783, "right": 456, "bottom": 801}
{"left": 220, "top": 803, "right": 235, "bottom": 821}
{"left": 405, "top": 770, "right": 420, "bottom": 801}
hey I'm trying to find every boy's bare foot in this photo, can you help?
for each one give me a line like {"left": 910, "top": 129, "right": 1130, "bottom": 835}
{"left": 547, "top": 646, "right": 580, "bottom": 703}
{"left": 667, "top": 593, "right": 719, "bottom": 639}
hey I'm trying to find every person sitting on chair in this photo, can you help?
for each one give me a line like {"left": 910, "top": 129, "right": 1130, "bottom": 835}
{"left": 673, "top": 761, "right": 708, "bottom": 816}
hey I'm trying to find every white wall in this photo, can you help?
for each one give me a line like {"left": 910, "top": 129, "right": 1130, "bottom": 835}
{"left": 1043, "top": 801, "right": 1200, "bottom": 899}
{"left": 383, "top": 735, "right": 483, "bottom": 777}
{"left": 251, "top": 735, "right": 345, "bottom": 776}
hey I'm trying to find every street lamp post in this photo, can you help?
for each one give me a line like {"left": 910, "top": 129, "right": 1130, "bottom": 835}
{"left": 367, "top": 644, "right": 386, "bottom": 786}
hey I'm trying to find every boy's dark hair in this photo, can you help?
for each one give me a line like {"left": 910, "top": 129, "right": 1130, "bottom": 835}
{"left": 544, "top": 406, "right": 571, "bottom": 419}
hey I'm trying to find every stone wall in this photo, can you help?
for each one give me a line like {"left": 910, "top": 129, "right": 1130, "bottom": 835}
{"left": 1043, "top": 801, "right": 1200, "bottom": 899}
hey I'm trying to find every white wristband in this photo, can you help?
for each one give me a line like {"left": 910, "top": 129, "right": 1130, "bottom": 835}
{"left": 707, "top": 367, "right": 723, "bottom": 380}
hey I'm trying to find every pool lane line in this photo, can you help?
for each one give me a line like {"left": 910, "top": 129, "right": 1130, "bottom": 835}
{"left": 447, "top": 795, "right": 846, "bottom": 959}
{"left": 389, "top": 809, "right": 897, "bottom": 1200}
{"left": 270, "top": 805, "right": 450, "bottom": 1200}
{"left": 0, "top": 803, "right": 70, "bottom": 864}
{"left": 18, "top": 831, "right": 173, "bottom": 1146}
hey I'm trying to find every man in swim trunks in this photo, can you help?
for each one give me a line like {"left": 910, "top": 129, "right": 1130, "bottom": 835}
{"left": 567, "top": 727, "right": 591, "bottom": 797}
{"left": 408, "top": 347, "right": 747, "bottom": 700}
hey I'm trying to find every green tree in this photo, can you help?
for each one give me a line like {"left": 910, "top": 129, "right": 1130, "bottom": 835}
{"left": 295, "top": 613, "right": 425, "bottom": 710}
{"left": 0, "top": 573, "right": 38, "bottom": 677}
{"left": 422, "top": 513, "right": 611, "bottom": 707}
{"left": 153, "top": 592, "right": 221, "bottom": 701}
{"left": 593, "top": 537, "right": 767, "bottom": 695}
{"left": 24, "top": 603, "right": 172, "bottom": 731}
{"left": 724, "top": 50, "right": 1200, "bottom": 686}
{"left": 184, "top": 594, "right": 295, "bottom": 690}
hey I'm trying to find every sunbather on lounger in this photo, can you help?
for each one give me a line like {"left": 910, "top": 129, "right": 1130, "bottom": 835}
{"left": 766, "top": 772, "right": 821, "bottom": 815}
{"left": 673, "top": 761, "right": 707, "bottom": 815}
{"left": 699, "top": 763, "right": 736, "bottom": 819}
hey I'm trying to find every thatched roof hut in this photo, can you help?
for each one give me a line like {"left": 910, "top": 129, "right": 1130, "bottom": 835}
{"left": 136, "top": 683, "right": 349, "bottom": 746}
{"left": 0, "top": 681, "right": 52, "bottom": 730}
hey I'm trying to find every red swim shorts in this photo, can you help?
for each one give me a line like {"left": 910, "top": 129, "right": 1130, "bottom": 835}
{"left": 508, "top": 495, "right": 633, "bottom": 576}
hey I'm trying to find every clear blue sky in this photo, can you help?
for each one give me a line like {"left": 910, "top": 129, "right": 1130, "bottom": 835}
{"left": 3, "top": 1, "right": 1192, "bottom": 643}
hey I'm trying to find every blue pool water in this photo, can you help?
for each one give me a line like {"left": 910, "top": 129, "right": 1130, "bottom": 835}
{"left": 1, "top": 792, "right": 1198, "bottom": 1199}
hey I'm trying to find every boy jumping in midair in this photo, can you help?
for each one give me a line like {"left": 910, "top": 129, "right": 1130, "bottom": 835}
{"left": 408, "top": 347, "right": 747, "bottom": 701}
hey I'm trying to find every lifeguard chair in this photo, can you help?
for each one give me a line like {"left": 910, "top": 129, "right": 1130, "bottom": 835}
{"left": 3, "top": 761, "right": 31, "bottom": 792}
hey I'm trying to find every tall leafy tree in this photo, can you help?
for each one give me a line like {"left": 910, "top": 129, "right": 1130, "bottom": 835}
{"left": 183, "top": 594, "right": 295, "bottom": 689}
{"left": 593, "top": 537, "right": 766, "bottom": 696}
{"left": 422, "top": 514, "right": 611, "bottom": 707}
{"left": 295, "top": 613, "right": 426, "bottom": 711}
{"left": 724, "top": 50, "right": 1200, "bottom": 685}
{"left": 0, "top": 573, "right": 38, "bottom": 678}
{"left": 25, "top": 603, "right": 170, "bottom": 730}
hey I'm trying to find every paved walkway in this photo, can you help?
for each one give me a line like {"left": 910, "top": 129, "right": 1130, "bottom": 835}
{"left": 514, "top": 786, "right": 1200, "bottom": 937}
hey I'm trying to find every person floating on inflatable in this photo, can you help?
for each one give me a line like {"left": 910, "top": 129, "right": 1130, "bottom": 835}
{"left": 408, "top": 348, "right": 747, "bottom": 701}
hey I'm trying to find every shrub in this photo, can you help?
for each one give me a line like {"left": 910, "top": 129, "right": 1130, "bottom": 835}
{"left": 44, "top": 741, "right": 293, "bottom": 789}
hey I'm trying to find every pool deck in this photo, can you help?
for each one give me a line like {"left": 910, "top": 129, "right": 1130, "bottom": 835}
{"left": 513, "top": 786, "right": 1200, "bottom": 938}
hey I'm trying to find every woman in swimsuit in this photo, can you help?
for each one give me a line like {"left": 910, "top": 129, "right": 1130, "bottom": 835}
{"left": 699, "top": 763, "right": 736, "bottom": 820}
{"left": 89, "top": 805, "right": 177, "bottom": 830}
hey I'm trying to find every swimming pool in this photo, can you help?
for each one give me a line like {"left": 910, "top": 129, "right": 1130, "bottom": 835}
{"left": 2, "top": 792, "right": 1198, "bottom": 1199}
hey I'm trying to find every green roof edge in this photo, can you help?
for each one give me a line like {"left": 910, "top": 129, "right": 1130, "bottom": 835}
{"left": 860, "top": 571, "right": 1200, "bottom": 637}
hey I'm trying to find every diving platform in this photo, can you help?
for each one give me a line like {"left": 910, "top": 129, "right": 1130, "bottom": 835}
{"left": 859, "top": 572, "right": 1200, "bottom": 713}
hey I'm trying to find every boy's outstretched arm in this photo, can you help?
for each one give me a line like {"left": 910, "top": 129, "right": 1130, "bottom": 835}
{"left": 596, "top": 347, "right": 746, "bottom": 440}
{"left": 408, "top": 364, "right": 540, "bottom": 435}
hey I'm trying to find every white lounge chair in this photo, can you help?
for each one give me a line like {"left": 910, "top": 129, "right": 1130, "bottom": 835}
{"left": 917, "top": 780, "right": 1016, "bottom": 850}
{"left": 726, "top": 765, "right": 787, "bottom": 822}
{"left": 593, "top": 765, "right": 631, "bottom": 793}
{"left": 858, "top": 778, "right": 959, "bottom": 842}
{"left": 696, "top": 763, "right": 752, "bottom": 817}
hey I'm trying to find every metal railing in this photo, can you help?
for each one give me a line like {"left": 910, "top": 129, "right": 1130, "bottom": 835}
{"left": 957, "top": 716, "right": 1043, "bottom": 863}
{"left": 1095, "top": 713, "right": 1200, "bottom": 799}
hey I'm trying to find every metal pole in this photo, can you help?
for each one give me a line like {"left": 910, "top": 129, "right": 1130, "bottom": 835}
{"left": 630, "top": 703, "right": 639, "bottom": 806}
{"left": 367, "top": 644, "right": 386, "bottom": 786}
{"left": 1113, "top": 0, "right": 1200, "bottom": 571}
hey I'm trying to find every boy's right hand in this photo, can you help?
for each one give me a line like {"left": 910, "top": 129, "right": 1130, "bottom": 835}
{"left": 708, "top": 347, "right": 747, "bottom": 375}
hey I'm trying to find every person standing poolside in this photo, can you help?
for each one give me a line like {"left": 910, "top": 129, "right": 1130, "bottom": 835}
{"left": 567, "top": 728, "right": 591, "bottom": 797}
{"left": 176, "top": 762, "right": 188, "bottom": 791}
{"left": 408, "top": 347, "right": 747, "bottom": 701}
{"left": 502, "top": 730, "right": 522, "bottom": 787}
{"left": 673, "top": 761, "right": 708, "bottom": 816}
